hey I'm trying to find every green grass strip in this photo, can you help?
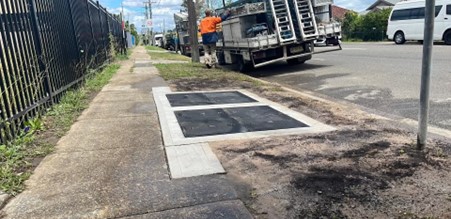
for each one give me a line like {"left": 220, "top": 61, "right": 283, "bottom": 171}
{"left": 0, "top": 64, "right": 120, "bottom": 196}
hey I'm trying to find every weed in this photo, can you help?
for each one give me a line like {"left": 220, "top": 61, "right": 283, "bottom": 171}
{"left": 115, "top": 49, "right": 131, "bottom": 61}
{"left": 0, "top": 63, "right": 120, "bottom": 195}
{"left": 145, "top": 46, "right": 165, "bottom": 51}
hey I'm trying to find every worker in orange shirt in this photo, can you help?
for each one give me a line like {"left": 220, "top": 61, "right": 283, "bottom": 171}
{"left": 199, "top": 9, "right": 230, "bottom": 68}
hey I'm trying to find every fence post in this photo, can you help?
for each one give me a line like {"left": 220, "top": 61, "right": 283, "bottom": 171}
{"left": 29, "top": 0, "right": 54, "bottom": 105}
{"left": 96, "top": 1, "right": 108, "bottom": 62}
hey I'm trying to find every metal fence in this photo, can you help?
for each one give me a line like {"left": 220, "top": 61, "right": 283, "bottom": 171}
{"left": 0, "top": 0, "right": 124, "bottom": 142}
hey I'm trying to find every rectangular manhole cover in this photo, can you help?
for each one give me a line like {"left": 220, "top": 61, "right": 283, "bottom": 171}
{"left": 175, "top": 106, "right": 309, "bottom": 137}
{"left": 166, "top": 91, "right": 257, "bottom": 107}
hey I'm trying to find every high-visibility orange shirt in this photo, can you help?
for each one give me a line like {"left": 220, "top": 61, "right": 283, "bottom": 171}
{"left": 199, "top": 17, "right": 222, "bottom": 34}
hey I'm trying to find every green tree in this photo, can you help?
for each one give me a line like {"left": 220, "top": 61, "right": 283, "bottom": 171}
{"left": 342, "top": 8, "right": 392, "bottom": 41}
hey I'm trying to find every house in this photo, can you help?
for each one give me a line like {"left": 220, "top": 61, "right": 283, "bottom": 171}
{"left": 331, "top": 5, "right": 352, "bottom": 21}
{"left": 366, "top": 0, "right": 403, "bottom": 12}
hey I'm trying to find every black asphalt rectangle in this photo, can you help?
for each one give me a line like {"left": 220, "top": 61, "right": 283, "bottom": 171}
{"left": 166, "top": 91, "right": 257, "bottom": 107}
{"left": 174, "top": 106, "right": 309, "bottom": 137}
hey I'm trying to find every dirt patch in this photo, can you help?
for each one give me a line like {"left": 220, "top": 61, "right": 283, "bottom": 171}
{"left": 169, "top": 76, "right": 451, "bottom": 218}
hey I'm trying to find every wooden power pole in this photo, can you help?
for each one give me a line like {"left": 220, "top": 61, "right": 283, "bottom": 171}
{"left": 187, "top": 0, "right": 200, "bottom": 62}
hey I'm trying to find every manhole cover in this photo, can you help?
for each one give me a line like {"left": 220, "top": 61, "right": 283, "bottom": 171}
{"left": 175, "top": 106, "right": 309, "bottom": 137}
{"left": 166, "top": 91, "right": 257, "bottom": 107}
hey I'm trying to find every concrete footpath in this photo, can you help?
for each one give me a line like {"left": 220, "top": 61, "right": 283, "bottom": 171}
{"left": 1, "top": 47, "right": 252, "bottom": 218}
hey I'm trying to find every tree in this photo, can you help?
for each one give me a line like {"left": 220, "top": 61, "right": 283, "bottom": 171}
{"left": 181, "top": 0, "right": 205, "bottom": 19}
{"left": 342, "top": 8, "right": 392, "bottom": 41}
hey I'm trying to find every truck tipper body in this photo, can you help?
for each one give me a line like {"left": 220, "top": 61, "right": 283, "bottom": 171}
{"left": 214, "top": 0, "right": 342, "bottom": 72}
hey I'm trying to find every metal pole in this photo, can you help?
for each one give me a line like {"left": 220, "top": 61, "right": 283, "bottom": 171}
{"left": 188, "top": 0, "right": 200, "bottom": 62}
{"left": 417, "top": 0, "right": 435, "bottom": 150}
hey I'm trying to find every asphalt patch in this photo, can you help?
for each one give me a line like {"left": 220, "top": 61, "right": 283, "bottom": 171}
{"left": 166, "top": 91, "right": 257, "bottom": 107}
{"left": 174, "top": 106, "right": 309, "bottom": 137}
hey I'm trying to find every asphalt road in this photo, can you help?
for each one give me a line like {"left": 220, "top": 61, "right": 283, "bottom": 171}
{"left": 253, "top": 42, "right": 451, "bottom": 131}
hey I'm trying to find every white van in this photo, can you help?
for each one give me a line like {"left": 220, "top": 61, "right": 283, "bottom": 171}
{"left": 154, "top": 34, "right": 164, "bottom": 47}
{"left": 386, "top": 0, "right": 451, "bottom": 44}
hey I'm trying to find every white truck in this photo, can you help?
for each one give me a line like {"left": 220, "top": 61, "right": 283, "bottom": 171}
{"left": 215, "top": 0, "right": 342, "bottom": 72}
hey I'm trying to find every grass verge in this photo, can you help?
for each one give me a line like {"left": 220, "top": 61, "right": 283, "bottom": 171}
{"left": 145, "top": 46, "right": 165, "bottom": 51}
{"left": 146, "top": 47, "right": 191, "bottom": 61}
{"left": 0, "top": 64, "right": 121, "bottom": 196}
{"left": 154, "top": 62, "right": 283, "bottom": 91}
{"left": 115, "top": 48, "right": 132, "bottom": 61}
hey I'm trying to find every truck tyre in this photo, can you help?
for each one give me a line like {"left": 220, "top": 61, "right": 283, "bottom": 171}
{"left": 217, "top": 51, "right": 226, "bottom": 65}
{"left": 237, "top": 55, "right": 253, "bottom": 73}
{"left": 287, "top": 55, "right": 312, "bottom": 65}
{"left": 394, "top": 31, "right": 405, "bottom": 44}
{"left": 444, "top": 30, "right": 451, "bottom": 45}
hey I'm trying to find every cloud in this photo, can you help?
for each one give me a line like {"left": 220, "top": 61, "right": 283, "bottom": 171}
{"left": 334, "top": 0, "right": 374, "bottom": 12}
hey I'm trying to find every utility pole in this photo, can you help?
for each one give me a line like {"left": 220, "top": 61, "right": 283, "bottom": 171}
{"left": 144, "top": 0, "right": 154, "bottom": 45}
{"left": 187, "top": 0, "right": 200, "bottom": 62}
{"left": 417, "top": 0, "right": 436, "bottom": 150}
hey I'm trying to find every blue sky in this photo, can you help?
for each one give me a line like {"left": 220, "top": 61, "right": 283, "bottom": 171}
{"left": 99, "top": 0, "right": 375, "bottom": 33}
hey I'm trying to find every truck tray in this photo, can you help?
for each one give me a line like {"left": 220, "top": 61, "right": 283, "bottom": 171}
{"left": 218, "top": 34, "right": 280, "bottom": 49}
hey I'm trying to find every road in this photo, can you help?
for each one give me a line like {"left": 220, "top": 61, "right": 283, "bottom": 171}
{"left": 253, "top": 42, "right": 451, "bottom": 131}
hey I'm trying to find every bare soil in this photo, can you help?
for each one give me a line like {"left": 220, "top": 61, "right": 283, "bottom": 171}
{"left": 170, "top": 77, "right": 451, "bottom": 218}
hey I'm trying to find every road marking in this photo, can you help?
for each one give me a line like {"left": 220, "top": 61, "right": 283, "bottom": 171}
{"left": 312, "top": 58, "right": 325, "bottom": 61}
{"left": 433, "top": 98, "right": 451, "bottom": 103}
{"left": 344, "top": 90, "right": 382, "bottom": 101}
{"left": 315, "top": 84, "right": 330, "bottom": 91}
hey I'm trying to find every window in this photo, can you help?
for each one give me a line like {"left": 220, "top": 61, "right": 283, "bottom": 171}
{"left": 436, "top": 5, "right": 443, "bottom": 16}
{"left": 447, "top": 5, "right": 451, "bottom": 15}
{"left": 391, "top": 6, "right": 443, "bottom": 21}
{"left": 391, "top": 9, "right": 411, "bottom": 21}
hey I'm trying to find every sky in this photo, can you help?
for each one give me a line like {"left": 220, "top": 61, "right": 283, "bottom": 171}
{"left": 98, "top": 0, "right": 375, "bottom": 33}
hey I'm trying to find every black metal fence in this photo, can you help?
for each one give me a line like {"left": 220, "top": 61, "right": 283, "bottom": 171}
{"left": 0, "top": 0, "right": 124, "bottom": 142}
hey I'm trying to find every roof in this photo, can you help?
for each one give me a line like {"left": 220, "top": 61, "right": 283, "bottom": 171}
{"left": 331, "top": 5, "right": 352, "bottom": 20}
{"left": 366, "top": 0, "right": 402, "bottom": 11}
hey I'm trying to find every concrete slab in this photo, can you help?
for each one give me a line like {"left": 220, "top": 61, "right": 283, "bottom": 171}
{"left": 3, "top": 175, "right": 239, "bottom": 218}
{"left": 57, "top": 116, "right": 162, "bottom": 152}
{"left": 78, "top": 100, "right": 156, "bottom": 120}
{"left": 91, "top": 91, "right": 152, "bottom": 103}
{"left": 123, "top": 200, "right": 253, "bottom": 219}
{"left": 166, "top": 143, "right": 226, "bottom": 179}
{"left": 153, "top": 87, "right": 336, "bottom": 146}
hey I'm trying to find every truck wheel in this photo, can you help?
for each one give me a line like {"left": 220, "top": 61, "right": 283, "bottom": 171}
{"left": 217, "top": 51, "right": 226, "bottom": 65}
{"left": 237, "top": 56, "right": 253, "bottom": 73}
{"left": 444, "top": 30, "right": 451, "bottom": 45}
{"left": 394, "top": 31, "right": 405, "bottom": 44}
